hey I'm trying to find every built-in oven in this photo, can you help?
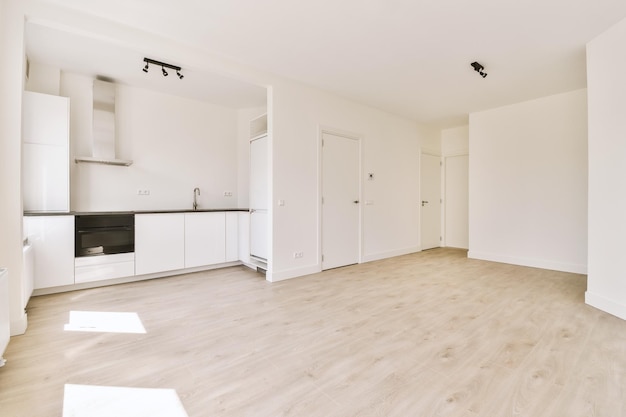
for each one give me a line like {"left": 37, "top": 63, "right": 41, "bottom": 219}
{"left": 75, "top": 214, "right": 134, "bottom": 257}
{"left": 74, "top": 214, "right": 136, "bottom": 284}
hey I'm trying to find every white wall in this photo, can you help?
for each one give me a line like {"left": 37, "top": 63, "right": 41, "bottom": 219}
{"left": 468, "top": 89, "right": 588, "bottom": 274}
{"left": 0, "top": 0, "right": 28, "bottom": 335}
{"left": 442, "top": 125, "right": 469, "bottom": 155}
{"left": 442, "top": 126, "right": 469, "bottom": 249}
{"left": 586, "top": 17, "right": 626, "bottom": 320}
{"left": 60, "top": 72, "right": 241, "bottom": 212}
{"left": 26, "top": 62, "right": 60, "bottom": 95}
{"left": 270, "top": 82, "right": 436, "bottom": 280}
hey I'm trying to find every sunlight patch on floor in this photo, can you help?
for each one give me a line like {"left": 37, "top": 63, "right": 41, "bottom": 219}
{"left": 64, "top": 311, "right": 146, "bottom": 334}
{"left": 63, "top": 384, "right": 188, "bottom": 417}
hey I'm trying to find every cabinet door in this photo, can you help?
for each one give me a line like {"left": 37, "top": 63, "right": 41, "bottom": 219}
{"left": 23, "top": 143, "right": 69, "bottom": 212}
{"left": 184, "top": 212, "right": 226, "bottom": 268}
{"left": 250, "top": 210, "right": 268, "bottom": 260}
{"left": 22, "top": 92, "right": 69, "bottom": 146}
{"left": 135, "top": 214, "right": 185, "bottom": 275}
{"left": 24, "top": 215, "right": 74, "bottom": 289}
{"left": 22, "top": 92, "right": 70, "bottom": 212}
{"left": 250, "top": 135, "right": 269, "bottom": 209}
{"left": 238, "top": 212, "right": 250, "bottom": 264}
{"left": 225, "top": 212, "right": 238, "bottom": 262}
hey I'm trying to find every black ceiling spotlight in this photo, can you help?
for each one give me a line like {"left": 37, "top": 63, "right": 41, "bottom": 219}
{"left": 470, "top": 61, "right": 487, "bottom": 78}
{"left": 142, "top": 57, "right": 183, "bottom": 79}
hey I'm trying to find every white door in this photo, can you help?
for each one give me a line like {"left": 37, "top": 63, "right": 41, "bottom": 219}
{"left": 322, "top": 132, "right": 360, "bottom": 270}
{"left": 420, "top": 153, "right": 441, "bottom": 250}
{"left": 445, "top": 155, "right": 469, "bottom": 249}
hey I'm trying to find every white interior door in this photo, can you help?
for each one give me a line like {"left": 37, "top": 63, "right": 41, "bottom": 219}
{"left": 420, "top": 152, "right": 441, "bottom": 250}
{"left": 322, "top": 132, "right": 360, "bottom": 270}
{"left": 445, "top": 154, "right": 469, "bottom": 249}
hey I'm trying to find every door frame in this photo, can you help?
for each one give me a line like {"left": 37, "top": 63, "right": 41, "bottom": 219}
{"left": 442, "top": 151, "right": 469, "bottom": 248}
{"left": 419, "top": 147, "right": 443, "bottom": 251}
{"left": 318, "top": 126, "right": 363, "bottom": 270}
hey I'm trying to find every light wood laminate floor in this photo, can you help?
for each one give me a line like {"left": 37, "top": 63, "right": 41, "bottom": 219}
{"left": 1, "top": 248, "right": 625, "bottom": 416}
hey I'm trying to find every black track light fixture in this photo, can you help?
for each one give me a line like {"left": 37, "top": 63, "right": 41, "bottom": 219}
{"left": 142, "top": 57, "right": 183, "bottom": 80}
{"left": 470, "top": 61, "right": 487, "bottom": 78}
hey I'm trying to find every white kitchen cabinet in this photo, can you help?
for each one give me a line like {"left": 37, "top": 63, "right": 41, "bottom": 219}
{"left": 75, "top": 253, "right": 135, "bottom": 284}
{"left": 238, "top": 212, "right": 251, "bottom": 264}
{"left": 249, "top": 133, "right": 269, "bottom": 262}
{"left": 22, "top": 92, "right": 69, "bottom": 212}
{"left": 135, "top": 213, "right": 185, "bottom": 275}
{"left": 184, "top": 212, "right": 226, "bottom": 268}
{"left": 250, "top": 134, "right": 269, "bottom": 209}
{"left": 250, "top": 210, "right": 269, "bottom": 260}
{"left": 225, "top": 212, "right": 238, "bottom": 262}
{"left": 24, "top": 215, "right": 74, "bottom": 289}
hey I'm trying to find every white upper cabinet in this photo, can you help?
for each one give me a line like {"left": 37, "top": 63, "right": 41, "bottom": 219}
{"left": 249, "top": 134, "right": 269, "bottom": 210}
{"left": 22, "top": 92, "right": 69, "bottom": 146}
{"left": 22, "top": 91, "right": 70, "bottom": 212}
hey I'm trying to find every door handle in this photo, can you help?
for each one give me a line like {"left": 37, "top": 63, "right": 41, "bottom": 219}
{"left": 421, "top": 200, "right": 429, "bottom": 206}
{"left": 353, "top": 200, "right": 359, "bottom": 204}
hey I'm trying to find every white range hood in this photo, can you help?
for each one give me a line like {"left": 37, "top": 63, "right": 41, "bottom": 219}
{"left": 75, "top": 79, "right": 133, "bottom": 167}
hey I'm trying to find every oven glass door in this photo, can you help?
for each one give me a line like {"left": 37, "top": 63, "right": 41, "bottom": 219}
{"left": 75, "top": 214, "right": 135, "bottom": 257}
{"left": 77, "top": 226, "right": 134, "bottom": 256}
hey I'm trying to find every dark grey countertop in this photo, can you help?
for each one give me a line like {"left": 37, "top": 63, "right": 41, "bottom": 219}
{"left": 24, "top": 208, "right": 249, "bottom": 216}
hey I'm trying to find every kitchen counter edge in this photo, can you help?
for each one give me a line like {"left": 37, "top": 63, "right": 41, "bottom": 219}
{"left": 24, "top": 208, "right": 250, "bottom": 216}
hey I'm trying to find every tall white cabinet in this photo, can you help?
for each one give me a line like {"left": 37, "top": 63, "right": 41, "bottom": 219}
{"left": 22, "top": 91, "right": 70, "bottom": 212}
{"left": 249, "top": 114, "right": 269, "bottom": 263}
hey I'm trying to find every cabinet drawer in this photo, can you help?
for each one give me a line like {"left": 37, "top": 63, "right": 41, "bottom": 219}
{"left": 75, "top": 253, "right": 135, "bottom": 283}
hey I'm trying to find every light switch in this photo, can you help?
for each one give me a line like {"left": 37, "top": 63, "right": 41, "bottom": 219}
{"left": 278, "top": 200, "right": 285, "bottom": 206}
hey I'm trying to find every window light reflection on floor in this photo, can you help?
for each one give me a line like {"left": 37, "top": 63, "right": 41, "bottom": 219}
{"left": 63, "top": 384, "right": 189, "bottom": 417}
{"left": 64, "top": 311, "right": 146, "bottom": 334}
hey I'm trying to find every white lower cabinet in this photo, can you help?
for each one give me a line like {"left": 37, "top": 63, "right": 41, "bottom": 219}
{"left": 75, "top": 253, "right": 135, "bottom": 284}
{"left": 135, "top": 213, "right": 185, "bottom": 275}
{"left": 237, "top": 212, "right": 251, "bottom": 264}
{"left": 225, "top": 212, "right": 239, "bottom": 262}
{"left": 250, "top": 210, "right": 269, "bottom": 260}
{"left": 184, "top": 212, "right": 226, "bottom": 268}
{"left": 24, "top": 215, "right": 74, "bottom": 289}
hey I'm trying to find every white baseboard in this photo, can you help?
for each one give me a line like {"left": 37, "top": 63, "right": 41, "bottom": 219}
{"left": 467, "top": 251, "right": 587, "bottom": 274}
{"left": 362, "top": 246, "right": 420, "bottom": 263}
{"left": 585, "top": 291, "right": 626, "bottom": 320}
{"left": 268, "top": 264, "right": 321, "bottom": 282}
{"left": 33, "top": 261, "right": 243, "bottom": 296}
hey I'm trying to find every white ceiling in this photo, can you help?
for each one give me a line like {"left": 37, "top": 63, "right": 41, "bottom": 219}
{"left": 27, "top": 0, "right": 626, "bottom": 127}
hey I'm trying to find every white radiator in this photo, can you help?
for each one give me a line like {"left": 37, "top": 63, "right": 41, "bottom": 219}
{"left": 0, "top": 268, "right": 9, "bottom": 366}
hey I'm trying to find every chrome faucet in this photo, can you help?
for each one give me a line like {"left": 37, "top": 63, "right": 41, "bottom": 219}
{"left": 193, "top": 187, "right": 200, "bottom": 211}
